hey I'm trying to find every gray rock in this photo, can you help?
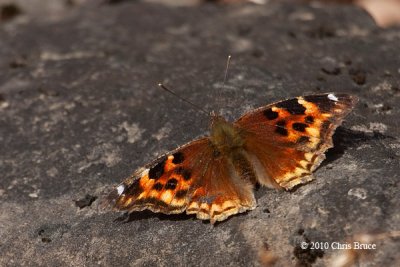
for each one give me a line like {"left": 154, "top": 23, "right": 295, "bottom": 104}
{"left": 1, "top": 1, "right": 399, "bottom": 266}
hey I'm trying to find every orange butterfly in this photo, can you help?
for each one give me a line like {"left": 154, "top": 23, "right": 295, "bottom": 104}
{"left": 107, "top": 93, "right": 357, "bottom": 224}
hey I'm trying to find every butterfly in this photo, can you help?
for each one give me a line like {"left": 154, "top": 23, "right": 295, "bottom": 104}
{"left": 106, "top": 93, "right": 357, "bottom": 224}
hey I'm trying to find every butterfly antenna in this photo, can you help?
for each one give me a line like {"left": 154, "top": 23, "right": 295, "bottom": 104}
{"left": 222, "top": 55, "right": 231, "bottom": 90}
{"left": 215, "top": 55, "right": 232, "bottom": 113}
{"left": 158, "top": 83, "right": 209, "bottom": 116}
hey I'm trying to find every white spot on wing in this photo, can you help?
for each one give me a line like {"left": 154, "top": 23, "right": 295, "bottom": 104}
{"left": 328, "top": 93, "right": 338, "bottom": 102}
{"left": 117, "top": 184, "right": 125, "bottom": 196}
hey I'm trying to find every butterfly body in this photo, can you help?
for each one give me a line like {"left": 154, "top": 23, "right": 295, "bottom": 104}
{"left": 210, "top": 114, "right": 244, "bottom": 151}
{"left": 107, "top": 93, "right": 357, "bottom": 224}
{"left": 210, "top": 114, "right": 261, "bottom": 186}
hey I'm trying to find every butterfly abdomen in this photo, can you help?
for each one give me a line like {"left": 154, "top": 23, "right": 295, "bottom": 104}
{"left": 229, "top": 151, "right": 258, "bottom": 185}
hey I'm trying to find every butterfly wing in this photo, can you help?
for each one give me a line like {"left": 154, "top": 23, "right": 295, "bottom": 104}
{"left": 235, "top": 93, "right": 357, "bottom": 189}
{"left": 107, "top": 138, "right": 255, "bottom": 224}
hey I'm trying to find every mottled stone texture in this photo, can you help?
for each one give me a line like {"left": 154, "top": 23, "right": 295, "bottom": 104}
{"left": 1, "top": 1, "right": 399, "bottom": 266}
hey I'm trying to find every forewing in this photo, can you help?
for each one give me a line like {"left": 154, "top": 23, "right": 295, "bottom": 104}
{"left": 107, "top": 138, "right": 255, "bottom": 223}
{"left": 235, "top": 93, "right": 357, "bottom": 189}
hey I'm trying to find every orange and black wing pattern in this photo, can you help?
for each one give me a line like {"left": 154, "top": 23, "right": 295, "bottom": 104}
{"left": 235, "top": 93, "right": 357, "bottom": 189}
{"left": 107, "top": 138, "right": 255, "bottom": 223}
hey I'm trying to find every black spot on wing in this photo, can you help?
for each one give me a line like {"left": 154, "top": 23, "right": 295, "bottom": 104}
{"left": 182, "top": 170, "right": 191, "bottom": 181}
{"left": 303, "top": 94, "right": 336, "bottom": 112}
{"left": 172, "top": 152, "right": 184, "bottom": 164}
{"left": 152, "top": 183, "right": 163, "bottom": 191}
{"left": 263, "top": 108, "right": 279, "bottom": 120}
{"left": 175, "top": 167, "right": 191, "bottom": 181}
{"left": 276, "top": 98, "right": 306, "bottom": 115}
{"left": 165, "top": 178, "right": 178, "bottom": 190}
{"left": 305, "top": 115, "right": 314, "bottom": 124}
{"left": 293, "top": 122, "right": 307, "bottom": 132}
{"left": 175, "top": 189, "right": 188, "bottom": 199}
{"left": 148, "top": 157, "right": 167, "bottom": 180}
{"left": 125, "top": 180, "right": 143, "bottom": 197}
{"left": 275, "top": 120, "right": 288, "bottom": 136}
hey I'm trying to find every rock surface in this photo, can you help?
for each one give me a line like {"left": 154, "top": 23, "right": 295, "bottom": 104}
{"left": 1, "top": 1, "right": 399, "bottom": 266}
